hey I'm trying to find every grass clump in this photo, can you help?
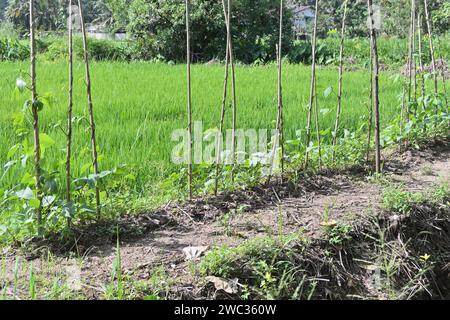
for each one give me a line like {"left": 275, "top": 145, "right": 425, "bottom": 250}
{"left": 382, "top": 183, "right": 450, "bottom": 215}
{"left": 197, "top": 232, "right": 314, "bottom": 299}
{"left": 382, "top": 187, "right": 425, "bottom": 215}
{"left": 429, "top": 182, "right": 450, "bottom": 204}
{"left": 324, "top": 223, "right": 353, "bottom": 247}
{"left": 198, "top": 233, "right": 304, "bottom": 278}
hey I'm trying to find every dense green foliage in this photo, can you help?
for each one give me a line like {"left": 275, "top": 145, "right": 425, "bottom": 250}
{"left": 2, "top": 0, "right": 449, "bottom": 63}
{"left": 3, "top": 0, "right": 111, "bottom": 32}
{"left": 293, "top": 0, "right": 450, "bottom": 37}
{"left": 0, "top": 0, "right": 7, "bottom": 21}
{"left": 4, "top": 0, "right": 449, "bottom": 36}
{"left": 126, "top": 0, "right": 294, "bottom": 63}
{"left": 2, "top": 35, "right": 449, "bottom": 66}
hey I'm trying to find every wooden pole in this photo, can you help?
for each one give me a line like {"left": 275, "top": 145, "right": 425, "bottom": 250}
{"left": 214, "top": 0, "right": 231, "bottom": 196}
{"left": 29, "top": 0, "right": 43, "bottom": 234}
{"left": 423, "top": 0, "right": 438, "bottom": 98}
{"left": 436, "top": 38, "right": 449, "bottom": 111}
{"left": 313, "top": 71, "right": 322, "bottom": 169}
{"left": 304, "top": 0, "right": 319, "bottom": 170}
{"left": 66, "top": 0, "right": 74, "bottom": 203}
{"left": 367, "top": 0, "right": 381, "bottom": 174}
{"left": 417, "top": 10, "right": 426, "bottom": 111}
{"left": 400, "top": 78, "right": 407, "bottom": 145}
{"left": 267, "top": 0, "right": 284, "bottom": 184}
{"left": 78, "top": 0, "right": 101, "bottom": 215}
{"left": 278, "top": 0, "right": 284, "bottom": 178}
{"left": 228, "top": 0, "right": 237, "bottom": 183}
{"left": 366, "top": 43, "right": 374, "bottom": 162}
{"left": 332, "top": 0, "right": 348, "bottom": 164}
{"left": 185, "top": 0, "right": 193, "bottom": 199}
{"left": 406, "top": 0, "right": 414, "bottom": 121}
{"left": 412, "top": 0, "right": 417, "bottom": 101}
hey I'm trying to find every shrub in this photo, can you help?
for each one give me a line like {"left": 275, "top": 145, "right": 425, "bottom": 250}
{"left": 0, "top": 38, "right": 29, "bottom": 60}
{"left": 288, "top": 40, "right": 335, "bottom": 65}
{"left": 382, "top": 187, "right": 430, "bottom": 215}
{"left": 42, "top": 37, "right": 134, "bottom": 61}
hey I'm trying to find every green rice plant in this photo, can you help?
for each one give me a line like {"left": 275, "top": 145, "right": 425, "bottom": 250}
{"left": 0, "top": 62, "right": 405, "bottom": 191}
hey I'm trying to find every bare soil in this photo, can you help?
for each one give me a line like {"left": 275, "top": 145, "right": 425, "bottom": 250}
{"left": 1, "top": 138, "right": 449, "bottom": 300}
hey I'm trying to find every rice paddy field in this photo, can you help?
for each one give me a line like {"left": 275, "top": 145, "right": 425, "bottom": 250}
{"left": 0, "top": 61, "right": 403, "bottom": 197}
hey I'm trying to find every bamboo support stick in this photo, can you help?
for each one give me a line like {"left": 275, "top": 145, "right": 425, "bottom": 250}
{"left": 366, "top": 43, "right": 374, "bottom": 162}
{"left": 423, "top": 0, "right": 438, "bottom": 98}
{"left": 367, "top": 0, "right": 381, "bottom": 174}
{"left": 78, "top": 0, "right": 101, "bottom": 215}
{"left": 277, "top": 0, "right": 284, "bottom": 178}
{"left": 417, "top": 10, "right": 426, "bottom": 111}
{"left": 267, "top": 0, "right": 284, "bottom": 184}
{"left": 214, "top": 0, "right": 231, "bottom": 196}
{"left": 332, "top": 0, "right": 348, "bottom": 164}
{"left": 313, "top": 70, "right": 321, "bottom": 169}
{"left": 304, "top": 0, "right": 319, "bottom": 170}
{"left": 228, "top": 0, "right": 237, "bottom": 183}
{"left": 185, "top": 0, "right": 193, "bottom": 199}
{"left": 66, "top": 0, "right": 74, "bottom": 203}
{"left": 412, "top": 0, "right": 417, "bottom": 100}
{"left": 29, "top": 0, "right": 43, "bottom": 234}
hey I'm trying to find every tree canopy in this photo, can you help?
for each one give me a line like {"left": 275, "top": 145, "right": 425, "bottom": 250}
{"left": 1, "top": 0, "right": 448, "bottom": 62}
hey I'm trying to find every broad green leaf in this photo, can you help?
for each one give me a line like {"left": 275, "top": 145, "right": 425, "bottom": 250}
{"left": 81, "top": 162, "right": 92, "bottom": 174}
{"left": 39, "top": 133, "right": 55, "bottom": 149}
{"left": 33, "top": 100, "right": 44, "bottom": 112}
{"left": 21, "top": 172, "right": 34, "bottom": 185}
{"left": 29, "top": 198, "right": 40, "bottom": 208}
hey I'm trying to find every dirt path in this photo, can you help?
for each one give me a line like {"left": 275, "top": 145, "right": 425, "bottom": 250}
{"left": 2, "top": 140, "right": 449, "bottom": 299}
